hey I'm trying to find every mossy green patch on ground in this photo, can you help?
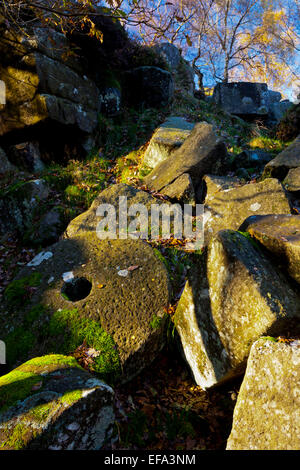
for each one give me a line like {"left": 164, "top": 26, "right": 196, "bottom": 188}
{"left": 4, "top": 272, "right": 42, "bottom": 308}
{"left": 47, "top": 308, "right": 121, "bottom": 383}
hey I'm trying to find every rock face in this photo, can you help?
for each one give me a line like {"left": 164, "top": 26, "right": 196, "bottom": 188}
{"left": 213, "top": 82, "right": 270, "bottom": 117}
{"left": 203, "top": 176, "right": 291, "bottom": 244}
{"left": 142, "top": 116, "right": 195, "bottom": 170}
{"left": 152, "top": 43, "right": 195, "bottom": 96}
{"left": 0, "top": 26, "right": 101, "bottom": 137}
{"left": 0, "top": 147, "right": 15, "bottom": 173}
{"left": 263, "top": 135, "right": 300, "bottom": 179}
{"left": 152, "top": 43, "right": 181, "bottom": 69}
{"left": 0, "top": 354, "right": 114, "bottom": 450}
{"left": 144, "top": 122, "right": 227, "bottom": 192}
{"left": 284, "top": 167, "right": 300, "bottom": 193}
{"left": 0, "top": 179, "right": 49, "bottom": 235}
{"left": 240, "top": 214, "right": 300, "bottom": 284}
{"left": 227, "top": 338, "right": 300, "bottom": 450}
{"left": 123, "top": 66, "right": 174, "bottom": 109}
{"left": 174, "top": 230, "right": 300, "bottom": 389}
{"left": 2, "top": 232, "right": 170, "bottom": 383}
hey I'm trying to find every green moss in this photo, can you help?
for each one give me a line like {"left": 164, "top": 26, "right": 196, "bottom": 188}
{"left": 150, "top": 314, "right": 165, "bottom": 330}
{"left": 4, "top": 272, "right": 42, "bottom": 308}
{"left": 48, "top": 308, "right": 121, "bottom": 383}
{"left": 237, "top": 231, "right": 260, "bottom": 250}
{"left": 0, "top": 354, "right": 82, "bottom": 415}
{"left": 24, "top": 304, "right": 47, "bottom": 327}
{"left": 5, "top": 327, "right": 36, "bottom": 366}
{"left": 60, "top": 389, "right": 82, "bottom": 405}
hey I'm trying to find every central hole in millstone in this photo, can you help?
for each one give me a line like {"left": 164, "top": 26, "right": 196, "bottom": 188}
{"left": 61, "top": 277, "right": 92, "bottom": 302}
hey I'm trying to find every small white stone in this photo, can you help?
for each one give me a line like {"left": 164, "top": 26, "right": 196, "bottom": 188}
{"left": 66, "top": 422, "right": 80, "bottom": 432}
{"left": 62, "top": 272, "right": 74, "bottom": 282}
{"left": 117, "top": 270, "right": 129, "bottom": 277}
{"left": 250, "top": 203, "right": 261, "bottom": 212}
{"left": 27, "top": 251, "right": 53, "bottom": 266}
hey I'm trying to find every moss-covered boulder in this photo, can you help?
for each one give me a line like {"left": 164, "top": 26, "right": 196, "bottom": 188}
{"left": 144, "top": 122, "right": 227, "bottom": 192}
{"left": 174, "top": 230, "right": 300, "bottom": 389}
{"left": 240, "top": 214, "right": 300, "bottom": 284}
{"left": 263, "top": 135, "right": 300, "bottom": 180}
{"left": 283, "top": 167, "right": 300, "bottom": 193}
{"left": 227, "top": 338, "right": 300, "bottom": 450}
{"left": 203, "top": 176, "right": 291, "bottom": 244}
{"left": 2, "top": 232, "right": 170, "bottom": 384}
{"left": 142, "top": 116, "right": 195, "bottom": 170}
{"left": 0, "top": 354, "right": 114, "bottom": 450}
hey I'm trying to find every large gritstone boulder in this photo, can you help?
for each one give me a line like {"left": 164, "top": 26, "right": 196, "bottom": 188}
{"left": 144, "top": 122, "right": 227, "bottom": 192}
{"left": 240, "top": 214, "right": 300, "bottom": 284}
{"left": 142, "top": 116, "right": 195, "bottom": 170}
{"left": 227, "top": 338, "right": 300, "bottom": 450}
{"left": 212, "top": 82, "right": 270, "bottom": 118}
{"left": 0, "top": 355, "right": 114, "bottom": 450}
{"left": 174, "top": 230, "right": 300, "bottom": 389}
{"left": 203, "top": 176, "right": 291, "bottom": 244}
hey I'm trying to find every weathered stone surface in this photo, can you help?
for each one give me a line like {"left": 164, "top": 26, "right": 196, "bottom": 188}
{"left": 144, "top": 123, "right": 227, "bottom": 192}
{"left": 213, "top": 82, "right": 270, "bottom": 117}
{"left": 174, "top": 230, "right": 300, "bottom": 389}
{"left": 2, "top": 233, "right": 170, "bottom": 383}
{"left": 9, "top": 141, "right": 44, "bottom": 172}
{"left": 142, "top": 117, "right": 195, "bottom": 169}
{"left": 65, "top": 183, "right": 170, "bottom": 239}
{"left": 100, "top": 87, "right": 121, "bottom": 116}
{"left": 0, "top": 179, "right": 49, "bottom": 235}
{"left": 227, "top": 338, "right": 300, "bottom": 450}
{"left": 0, "top": 355, "right": 114, "bottom": 450}
{"left": 269, "top": 99, "right": 293, "bottom": 124}
{"left": 161, "top": 173, "right": 196, "bottom": 205}
{"left": 283, "top": 167, "right": 300, "bottom": 193}
{"left": 203, "top": 176, "right": 291, "bottom": 244}
{"left": 152, "top": 43, "right": 181, "bottom": 69}
{"left": 240, "top": 214, "right": 300, "bottom": 284}
{"left": 0, "top": 26, "right": 101, "bottom": 136}
{"left": 123, "top": 66, "right": 174, "bottom": 109}
{"left": 263, "top": 135, "right": 300, "bottom": 180}
{"left": 0, "top": 147, "right": 16, "bottom": 173}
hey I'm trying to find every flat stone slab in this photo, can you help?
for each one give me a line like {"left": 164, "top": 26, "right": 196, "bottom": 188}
{"left": 144, "top": 122, "right": 227, "bottom": 192}
{"left": 263, "top": 135, "right": 300, "bottom": 179}
{"left": 283, "top": 167, "right": 300, "bottom": 192}
{"left": 227, "top": 338, "right": 300, "bottom": 450}
{"left": 2, "top": 233, "right": 170, "bottom": 383}
{"left": 174, "top": 230, "right": 300, "bottom": 389}
{"left": 142, "top": 117, "right": 195, "bottom": 169}
{"left": 203, "top": 176, "right": 291, "bottom": 244}
{"left": 240, "top": 214, "right": 300, "bottom": 284}
{"left": 65, "top": 183, "right": 170, "bottom": 239}
{"left": 0, "top": 354, "right": 114, "bottom": 450}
